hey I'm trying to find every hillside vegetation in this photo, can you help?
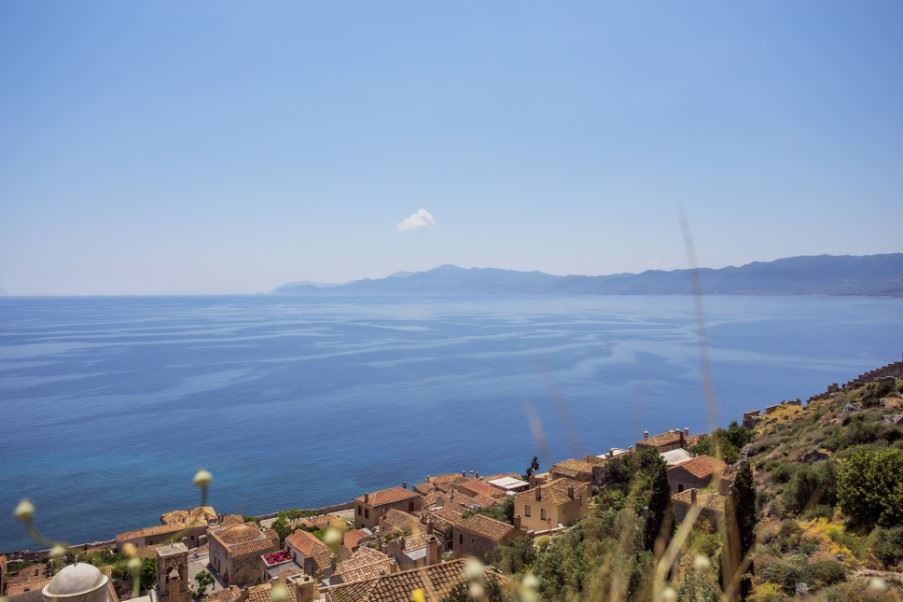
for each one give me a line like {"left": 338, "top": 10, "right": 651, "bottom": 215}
{"left": 479, "top": 377, "right": 903, "bottom": 601}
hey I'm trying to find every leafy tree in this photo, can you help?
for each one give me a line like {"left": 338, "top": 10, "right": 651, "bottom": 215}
{"left": 271, "top": 516, "right": 295, "bottom": 545}
{"left": 731, "top": 462, "right": 757, "bottom": 562}
{"left": 193, "top": 570, "right": 215, "bottom": 601}
{"left": 487, "top": 534, "right": 536, "bottom": 574}
{"left": 837, "top": 448, "right": 903, "bottom": 528}
{"left": 690, "top": 422, "right": 751, "bottom": 464}
{"left": 643, "top": 454, "right": 671, "bottom": 552}
{"left": 524, "top": 456, "right": 540, "bottom": 480}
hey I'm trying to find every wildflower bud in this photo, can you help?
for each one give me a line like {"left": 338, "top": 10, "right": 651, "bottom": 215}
{"left": 693, "top": 554, "right": 711, "bottom": 570}
{"left": 868, "top": 577, "right": 887, "bottom": 592}
{"left": 323, "top": 527, "right": 342, "bottom": 547}
{"left": 270, "top": 583, "right": 289, "bottom": 602}
{"left": 522, "top": 573, "right": 539, "bottom": 590}
{"left": 50, "top": 545, "right": 66, "bottom": 560}
{"left": 661, "top": 586, "right": 677, "bottom": 602}
{"left": 468, "top": 583, "right": 484, "bottom": 599}
{"left": 411, "top": 590, "right": 426, "bottom": 602}
{"left": 127, "top": 557, "right": 142, "bottom": 573}
{"left": 122, "top": 543, "right": 138, "bottom": 558}
{"left": 14, "top": 499, "right": 35, "bottom": 522}
{"left": 463, "top": 558, "right": 485, "bottom": 581}
{"left": 193, "top": 469, "right": 213, "bottom": 489}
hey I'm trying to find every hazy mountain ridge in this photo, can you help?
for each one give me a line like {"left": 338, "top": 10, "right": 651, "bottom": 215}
{"left": 274, "top": 253, "right": 903, "bottom": 295}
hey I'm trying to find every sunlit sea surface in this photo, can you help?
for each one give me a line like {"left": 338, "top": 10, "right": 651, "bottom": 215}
{"left": 1, "top": 294, "right": 901, "bottom": 550}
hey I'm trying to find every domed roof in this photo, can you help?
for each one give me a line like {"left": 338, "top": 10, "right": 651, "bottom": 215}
{"left": 44, "top": 563, "right": 107, "bottom": 596}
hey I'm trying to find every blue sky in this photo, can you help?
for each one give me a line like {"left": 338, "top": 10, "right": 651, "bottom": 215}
{"left": 1, "top": 2, "right": 902, "bottom": 295}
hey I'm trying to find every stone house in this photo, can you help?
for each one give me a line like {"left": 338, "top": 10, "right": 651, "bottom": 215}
{"left": 636, "top": 429, "right": 690, "bottom": 453}
{"left": 671, "top": 488, "right": 726, "bottom": 528}
{"left": 354, "top": 486, "right": 422, "bottom": 529}
{"left": 208, "top": 519, "right": 278, "bottom": 587}
{"left": 513, "top": 478, "right": 591, "bottom": 534}
{"left": 384, "top": 532, "right": 441, "bottom": 570}
{"left": 321, "top": 559, "right": 508, "bottom": 602}
{"left": 285, "top": 530, "right": 335, "bottom": 579}
{"left": 666, "top": 455, "right": 725, "bottom": 493}
{"left": 450, "top": 514, "right": 516, "bottom": 562}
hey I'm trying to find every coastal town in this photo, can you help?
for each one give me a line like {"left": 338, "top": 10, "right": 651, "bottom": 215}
{"left": 2, "top": 359, "right": 902, "bottom": 602}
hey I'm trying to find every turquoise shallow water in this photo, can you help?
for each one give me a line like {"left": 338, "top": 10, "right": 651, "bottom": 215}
{"left": 0, "top": 293, "right": 901, "bottom": 551}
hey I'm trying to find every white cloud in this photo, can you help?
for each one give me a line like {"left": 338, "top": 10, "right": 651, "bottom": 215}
{"left": 396, "top": 208, "right": 436, "bottom": 231}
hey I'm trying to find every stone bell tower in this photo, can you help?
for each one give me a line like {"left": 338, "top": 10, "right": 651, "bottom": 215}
{"left": 155, "top": 543, "right": 189, "bottom": 602}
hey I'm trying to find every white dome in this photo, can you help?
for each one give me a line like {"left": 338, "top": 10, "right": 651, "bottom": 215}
{"left": 45, "top": 563, "right": 106, "bottom": 596}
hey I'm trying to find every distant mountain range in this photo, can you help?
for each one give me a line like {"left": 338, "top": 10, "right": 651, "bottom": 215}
{"left": 274, "top": 253, "right": 903, "bottom": 296}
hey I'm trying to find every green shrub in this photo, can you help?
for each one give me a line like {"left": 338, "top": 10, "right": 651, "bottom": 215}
{"left": 871, "top": 526, "right": 903, "bottom": 567}
{"left": 808, "top": 559, "right": 846, "bottom": 586}
{"left": 837, "top": 448, "right": 903, "bottom": 529}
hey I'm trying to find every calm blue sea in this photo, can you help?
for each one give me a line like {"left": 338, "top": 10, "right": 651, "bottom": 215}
{"left": 1, "top": 294, "right": 901, "bottom": 551}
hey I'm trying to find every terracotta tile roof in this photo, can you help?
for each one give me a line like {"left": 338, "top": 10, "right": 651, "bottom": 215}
{"left": 343, "top": 528, "right": 373, "bottom": 551}
{"left": 210, "top": 523, "right": 271, "bottom": 550}
{"left": 379, "top": 509, "right": 423, "bottom": 535}
{"left": 456, "top": 479, "right": 504, "bottom": 500}
{"left": 160, "top": 506, "right": 217, "bottom": 526}
{"left": 516, "top": 478, "right": 590, "bottom": 506}
{"left": 286, "top": 529, "right": 332, "bottom": 559}
{"left": 323, "top": 559, "right": 506, "bottom": 602}
{"left": 413, "top": 482, "right": 433, "bottom": 496}
{"left": 356, "top": 487, "right": 419, "bottom": 507}
{"left": 425, "top": 505, "right": 465, "bottom": 533}
{"left": 455, "top": 514, "right": 515, "bottom": 543}
{"left": 297, "top": 514, "right": 343, "bottom": 530}
{"left": 550, "top": 459, "right": 595, "bottom": 478}
{"left": 205, "top": 586, "right": 243, "bottom": 602}
{"left": 428, "top": 474, "right": 466, "bottom": 491}
{"left": 335, "top": 547, "right": 396, "bottom": 583}
{"left": 4, "top": 575, "right": 51, "bottom": 596}
{"left": 637, "top": 430, "right": 684, "bottom": 448}
{"left": 672, "top": 489, "right": 727, "bottom": 514}
{"left": 228, "top": 538, "right": 276, "bottom": 557}
{"left": 400, "top": 531, "right": 431, "bottom": 551}
{"left": 115, "top": 522, "right": 190, "bottom": 543}
{"left": 669, "top": 455, "right": 725, "bottom": 480}
{"left": 247, "top": 582, "right": 298, "bottom": 602}
{"left": 456, "top": 493, "right": 499, "bottom": 510}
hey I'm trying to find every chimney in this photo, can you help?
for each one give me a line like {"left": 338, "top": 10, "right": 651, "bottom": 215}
{"left": 684, "top": 427, "right": 689, "bottom": 437}
{"left": 528, "top": 474, "right": 537, "bottom": 488}
{"left": 426, "top": 535, "right": 440, "bottom": 565}
{"left": 364, "top": 493, "right": 369, "bottom": 504}
{"left": 690, "top": 489, "right": 697, "bottom": 504}
{"left": 461, "top": 470, "right": 466, "bottom": 477}
{"left": 643, "top": 430, "right": 649, "bottom": 440}
{"left": 567, "top": 485, "right": 574, "bottom": 500}
{"left": 608, "top": 448, "right": 614, "bottom": 459}
{"left": 288, "top": 574, "right": 317, "bottom": 602}
{"left": 399, "top": 536, "right": 406, "bottom": 550}
{"left": 402, "top": 481, "right": 407, "bottom": 489}
{"left": 535, "top": 484, "right": 542, "bottom": 501}
{"left": 475, "top": 472, "right": 480, "bottom": 479}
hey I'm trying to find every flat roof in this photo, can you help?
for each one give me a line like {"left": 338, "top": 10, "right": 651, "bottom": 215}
{"left": 488, "top": 476, "right": 529, "bottom": 489}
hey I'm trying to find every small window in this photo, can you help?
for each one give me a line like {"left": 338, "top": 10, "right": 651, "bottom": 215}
{"left": 459, "top": 534, "right": 463, "bottom": 544}
{"left": 408, "top": 501, "right": 414, "bottom": 512}
{"left": 524, "top": 504, "right": 531, "bottom": 517}
{"left": 678, "top": 484, "right": 684, "bottom": 492}
{"left": 364, "top": 509, "right": 369, "bottom": 519}
{"left": 357, "top": 506, "right": 362, "bottom": 515}
{"left": 540, "top": 508, "right": 547, "bottom": 520}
